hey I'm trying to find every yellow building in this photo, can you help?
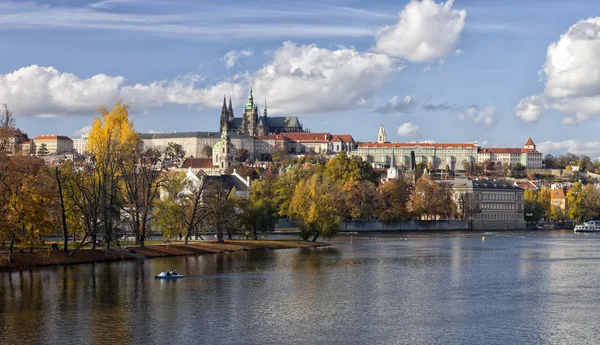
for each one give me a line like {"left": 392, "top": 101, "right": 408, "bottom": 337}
{"left": 32, "top": 135, "right": 73, "bottom": 155}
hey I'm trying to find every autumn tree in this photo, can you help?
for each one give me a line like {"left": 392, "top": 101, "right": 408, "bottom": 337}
{"left": 237, "top": 172, "right": 279, "bottom": 239}
{"left": 119, "top": 141, "right": 164, "bottom": 248}
{"left": 236, "top": 148, "right": 249, "bottom": 163}
{"left": 86, "top": 102, "right": 139, "bottom": 249}
{"left": 0, "top": 104, "right": 16, "bottom": 154}
{"left": 410, "top": 176, "right": 456, "bottom": 220}
{"left": 289, "top": 173, "right": 342, "bottom": 241}
{"left": 203, "top": 178, "right": 237, "bottom": 243}
{"left": 375, "top": 178, "right": 413, "bottom": 221}
{"left": 341, "top": 180, "right": 380, "bottom": 220}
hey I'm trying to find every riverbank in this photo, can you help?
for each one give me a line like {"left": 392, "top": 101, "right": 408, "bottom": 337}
{"left": 0, "top": 240, "right": 329, "bottom": 271}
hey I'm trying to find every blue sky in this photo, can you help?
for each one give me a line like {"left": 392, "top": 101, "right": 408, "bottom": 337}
{"left": 3, "top": 0, "right": 600, "bottom": 156}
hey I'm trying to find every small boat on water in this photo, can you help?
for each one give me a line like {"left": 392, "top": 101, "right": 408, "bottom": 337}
{"left": 574, "top": 220, "right": 600, "bottom": 233}
{"left": 154, "top": 271, "right": 184, "bottom": 279}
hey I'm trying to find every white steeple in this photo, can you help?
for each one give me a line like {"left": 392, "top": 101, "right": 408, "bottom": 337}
{"left": 378, "top": 125, "right": 387, "bottom": 144}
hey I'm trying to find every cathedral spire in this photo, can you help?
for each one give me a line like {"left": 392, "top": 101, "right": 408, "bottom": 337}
{"left": 228, "top": 97, "right": 234, "bottom": 120}
{"left": 219, "top": 95, "right": 229, "bottom": 133}
{"left": 263, "top": 97, "right": 267, "bottom": 117}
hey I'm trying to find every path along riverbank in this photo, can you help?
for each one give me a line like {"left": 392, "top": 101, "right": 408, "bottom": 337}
{"left": 0, "top": 240, "right": 329, "bottom": 271}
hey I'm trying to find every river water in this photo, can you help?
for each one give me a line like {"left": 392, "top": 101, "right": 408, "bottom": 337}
{"left": 2, "top": 231, "right": 600, "bottom": 345}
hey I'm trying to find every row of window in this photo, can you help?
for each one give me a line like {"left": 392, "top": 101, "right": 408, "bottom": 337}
{"left": 475, "top": 213, "right": 523, "bottom": 220}
{"left": 481, "top": 203, "right": 516, "bottom": 210}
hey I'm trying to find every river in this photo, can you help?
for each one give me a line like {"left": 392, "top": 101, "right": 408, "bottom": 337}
{"left": 2, "top": 231, "right": 600, "bottom": 345}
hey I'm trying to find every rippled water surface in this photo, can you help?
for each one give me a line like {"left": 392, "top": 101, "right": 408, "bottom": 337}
{"left": 3, "top": 231, "right": 600, "bottom": 345}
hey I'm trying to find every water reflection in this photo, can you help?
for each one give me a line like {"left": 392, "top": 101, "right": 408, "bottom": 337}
{"left": 2, "top": 232, "right": 600, "bottom": 344}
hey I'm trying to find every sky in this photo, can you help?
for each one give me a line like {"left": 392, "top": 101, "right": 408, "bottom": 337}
{"left": 3, "top": 0, "right": 600, "bottom": 157}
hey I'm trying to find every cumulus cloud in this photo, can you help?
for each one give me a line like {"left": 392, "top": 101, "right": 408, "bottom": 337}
{"left": 537, "top": 140, "right": 600, "bottom": 158}
{"left": 0, "top": 42, "right": 397, "bottom": 117}
{"left": 374, "top": 95, "right": 417, "bottom": 114}
{"left": 74, "top": 125, "right": 93, "bottom": 137}
{"left": 373, "top": 0, "right": 466, "bottom": 62}
{"left": 0, "top": 65, "right": 244, "bottom": 116}
{"left": 397, "top": 122, "right": 422, "bottom": 138}
{"left": 221, "top": 49, "right": 253, "bottom": 69}
{"left": 458, "top": 105, "right": 496, "bottom": 128}
{"left": 516, "top": 17, "right": 600, "bottom": 124}
{"left": 251, "top": 42, "right": 397, "bottom": 114}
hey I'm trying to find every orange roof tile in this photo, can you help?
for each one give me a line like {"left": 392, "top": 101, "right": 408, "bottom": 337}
{"left": 34, "top": 135, "right": 72, "bottom": 141}
{"left": 479, "top": 148, "right": 541, "bottom": 154}
{"left": 359, "top": 142, "right": 477, "bottom": 149}
{"left": 180, "top": 158, "right": 215, "bottom": 169}
{"left": 551, "top": 189, "right": 566, "bottom": 199}
{"left": 525, "top": 138, "right": 535, "bottom": 146}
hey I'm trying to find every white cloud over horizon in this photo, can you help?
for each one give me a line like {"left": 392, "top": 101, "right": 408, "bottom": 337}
{"left": 537, "top": 140, "right": 600, "bottom": 158}
{"left": 397, "top": 122, "right": 422, "bottom": 138}
{"left": 458, "top": 105, "right": 496, "bottom": 128}
{"left": 0, "top": 42, "right": 397, "bottom": 117}
{"left": 0, "top": 65, "right": 245, "bottom": 116}
{"left": 517, "top": 17, "right": 600, "bottom": 124}
{"left": 375, "top": 95, "right": 417, "bottom": 114}
{"left": 373, "top": 0, "right": 466, "bottom": 62}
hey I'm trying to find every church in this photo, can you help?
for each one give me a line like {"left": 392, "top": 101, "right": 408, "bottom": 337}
{"left": 219, "top": 89, "right": 304, "bottom": 136}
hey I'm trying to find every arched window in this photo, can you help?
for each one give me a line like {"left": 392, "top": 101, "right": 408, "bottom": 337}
{"left": 222, "top": 147, "right": 225, "bottom": 154}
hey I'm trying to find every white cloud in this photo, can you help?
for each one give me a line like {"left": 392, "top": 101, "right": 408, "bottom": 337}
{"left": 373, "top": 0, "right": 466, "bottom": 62}
{"left": 397, "top": 122, "right": 422, "bottom": 138}
{"left": 516, "top": 17, "right": 600, "bottom": 123}
{"left": 458, "top": 105, "right": 496, "bottom": 128}
{"left": 74, "top": 125, "right": 93, "bottom": 137}
{"left": 375, "top": 95, "right": 417, "bottom": 114}
{"left": 454, "top": 49, "right": 463, "bottom": 56}
{"left": 0, "top": 65, "right": 244, "bottom": 116}
{"left": 0, "top": 42, "right": 397, "bottom": 117}
{"left": 537, "top": 140, "right": 600, "bottom": 158}
{"left": 221, "top": 50, "right": 254, "bottom": 69}
{"left": 515, "top": 94, "right": 545, "bottom": 122}
{"left": 251, "top": 42, "right": 397, "bottom": 114}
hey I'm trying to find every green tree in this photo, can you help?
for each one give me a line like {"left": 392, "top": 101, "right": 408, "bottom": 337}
{"left": 165, "top": 142, "right": 185, "bottom": 160}
{"left": 37, "top": 143, "right": 49, "bottom": 156}
{"left": 201, "top": 145, "right": 213, "bottom": 158}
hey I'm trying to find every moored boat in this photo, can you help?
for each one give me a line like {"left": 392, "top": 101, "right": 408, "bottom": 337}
{"left": 574, "top": 220, "right": 600, "bottom": 233}
{"left": 154, "top": 271, "right": 184, "bottom": 279}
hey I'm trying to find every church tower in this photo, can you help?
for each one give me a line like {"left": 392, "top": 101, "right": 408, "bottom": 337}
{"left": 219, "top": 95, "right": 229, "bottom": 133}
{"left": 243, "top": 88, "right": 258, "bottom": 136}
{"left": 213, "top": 121, "right": 234, "bottom": 171}
{"left": 387, "top": 147, "right": 399, "bottom": 180}
{"left": 524, "top": 138, "right": 536, "bottom": 151}
{"left": 378, "top": 125, "right": 387, "bottom": 143}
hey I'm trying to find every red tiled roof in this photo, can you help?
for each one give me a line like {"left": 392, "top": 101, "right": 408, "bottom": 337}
{"left": 479, "top": 148, "right": 541, "bottom": 154}
{"left": 34, "top": 135, "right": 72, "bottom": 141}
{"left": 551, "top": 189, "right": 566, "bottom": 199}
{"left": 525, "top": 138, "right": 535, "bottom": 146}
{"left": 281, "top": 133, "right": 354, "bottom": 143}
{"left": 180, "top": 158, "right": 215, "bottom": 169}
{"left": 359, "top": 142, "right": 478, "bottom": 149}
{"left": 253, "top": 134, "right": 284, "bottom": 140}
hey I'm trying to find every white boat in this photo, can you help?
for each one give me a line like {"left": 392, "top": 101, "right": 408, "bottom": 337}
{"left": 154, "top": 271, "right": 184, "bottom": 279}
{"left": 574, "top": 220, "right": 600, "bottom": 232}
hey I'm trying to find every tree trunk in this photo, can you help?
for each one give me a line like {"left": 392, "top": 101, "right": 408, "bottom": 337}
{"left": 55, "top": 167, "right": 69, "bottom": 253}
{"left": 92, "top": 233, "right": 97, "bottom": 250}
{"left": 8, "top": 237, "right": 14, "bottom": 263}
{"left": 140, "top": 233, "right": 145, "bottom": 249}
{"left": 253, "top": 228, "right": 258, "bottom": 240}
{"left": 312, "top": 232, "right": 319, "bottom": 242}
{"left": 216, "top": 229, "right": 224, "bottom": 243}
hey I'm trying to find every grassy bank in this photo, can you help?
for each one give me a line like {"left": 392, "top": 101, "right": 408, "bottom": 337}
{"left": 0, "top": 240, "right": 329, "bottom": 271}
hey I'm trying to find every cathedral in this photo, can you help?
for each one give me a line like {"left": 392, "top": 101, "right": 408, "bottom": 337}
{"left": 219, "top": 89, "right": 304, "bottom": 136}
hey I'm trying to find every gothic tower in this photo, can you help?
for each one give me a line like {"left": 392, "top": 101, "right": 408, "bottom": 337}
{"left": 243, "top": 88, "right": 257, "bottom": 136}
{"left": 219, "top": 95, "right": 229, "bottom": 133}
{"left": 378, "top": 125, "right": 387, "bottom": 143}
{"left": 228, "top": 97, "right": 234, "bottom": 121}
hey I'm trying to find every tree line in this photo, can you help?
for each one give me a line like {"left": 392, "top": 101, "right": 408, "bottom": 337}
{"left": 1, "top": 103, "right": 468, "bottom": 262}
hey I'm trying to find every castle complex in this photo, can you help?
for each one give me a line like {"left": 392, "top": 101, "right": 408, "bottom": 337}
{"left": 219, "top": 89, "right": 303, "bottom": 136}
